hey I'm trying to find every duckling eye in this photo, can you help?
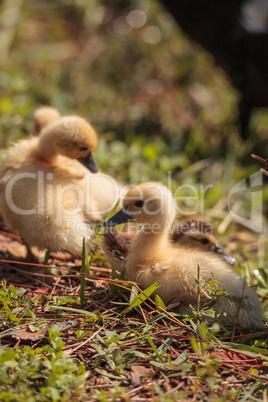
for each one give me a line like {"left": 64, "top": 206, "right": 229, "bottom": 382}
{"left": 134, "top": 200, "right": 144, "bottom": 208}
{"left": 201, "top": 238, "right": 209, "bottom": 245}
{"left": 79, "top": 146, "right": 88, "bottom": 152}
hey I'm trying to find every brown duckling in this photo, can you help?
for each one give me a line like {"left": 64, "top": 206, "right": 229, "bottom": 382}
{"left": 172, "top": 219, "right": 236, "bottom": 265}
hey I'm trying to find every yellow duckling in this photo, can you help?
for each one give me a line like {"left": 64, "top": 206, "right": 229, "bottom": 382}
{"left": 103, "top": 181, "right": 264, "bottom": 328}
{"left": 31, "top": 106, "right": 62, "bottom": 136}
{"left": 0, "top": 116, "right": 119, "bottom": 257}
{"left": 30, "top": 106, "right": 123, "bottom": 220}
{"left": 30, "top": 105, "right": 124, "bottom": 218}
{"left": 103, "top": 218, "right": 236, "bottom": 277}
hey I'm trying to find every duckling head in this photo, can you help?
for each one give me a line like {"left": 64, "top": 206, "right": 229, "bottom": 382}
{"left": 38, "top": 116, "right": 98, "bottom": 173}
{"left": 173, "top": 220, "right": 217, "bottom": 251}
{"left": 176, "top": 230, "right": 217, "bottom": 251}
{"left": 173, "top": 220, "right": 236, "bottom": 265}
{"left": 31, "top": 106, "right": 62, "bottom": 136}
{"left": 103, "top": 182, "right": 177, "bottom": 231}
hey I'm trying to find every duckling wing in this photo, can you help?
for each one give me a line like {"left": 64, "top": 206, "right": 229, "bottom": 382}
{"left": 102, "top": 229, "right": 134, "bottom": 277}
{"left": 103, "top": 228, "right": 131, "bottom": 260}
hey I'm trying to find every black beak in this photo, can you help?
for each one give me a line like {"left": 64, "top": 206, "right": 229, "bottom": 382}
{"left": 214, "top": 246, "right": 236, "bottom": 265}
{"left": 102, "top": 206, "right": 133, "bottom": 227}
{"left": 78, "top": 153, "right": 98, "bottom": 173}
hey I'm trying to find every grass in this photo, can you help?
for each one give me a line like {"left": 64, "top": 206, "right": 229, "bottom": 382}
{"left": 0, "top": 0, "right": 268, "bottom": 400}
{"left": 0, "top": 255, "right": 267, "bottom": 401}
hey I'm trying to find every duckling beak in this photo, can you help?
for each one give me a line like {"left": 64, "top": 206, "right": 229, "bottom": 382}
{"left": 214, "top": 246, "right": 236, "bottom": 265}
{"left": 102, "top": 206, "right": 133, "bottom": 227}
{"left": 78, "top": 153, "right": 98, "bottom": 173}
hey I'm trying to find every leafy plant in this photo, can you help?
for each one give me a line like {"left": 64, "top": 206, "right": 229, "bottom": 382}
{"left": 0, "top": 325, "right": 87, "bottom": 402}
{"left": 0, "top": 280, "right": 34, "bottom": 324}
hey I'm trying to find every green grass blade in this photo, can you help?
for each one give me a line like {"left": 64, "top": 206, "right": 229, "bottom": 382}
{"left": 147, "top": 335, "right": 164, "bottom": 363}
{"left": 46, "top": 305, "right": 97, "bottom": 318}
{"left": 224, "top": 343, "right": 268, "bottom": 356}
{"left": 147, "top": 313, "right": 167, "bottom": 324}
{"left": 96, "top": 198, "right": 121, "bottom": 246}
{"left": 154, "top": 294, "right": 166, "bottom": 311}
{"left": 129, "top": 285, "right": 139, "bottom": 304}
{"left": 122, "top": 281, "right": 159, "bottom": 315}
{"left": 80, "top": 238, "right": 88, "bottom": 305}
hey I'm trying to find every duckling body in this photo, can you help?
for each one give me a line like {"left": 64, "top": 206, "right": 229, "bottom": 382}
{"left": 0, "top": 116, "right": 120, "bottom": 256}
{"left": 126, "top": 235, "right": 259, "bottom": 326}
{"left": 30, "top": 106, "right": 124, "bottom": 217}
{"left": 103, "top": 218, "right": 235, "bottom": 276}
{"left": 0, "top": 160, "right": 92, "bottom": 256}
{"left": 103, "top": 182, "right": 264, "bottom": 328}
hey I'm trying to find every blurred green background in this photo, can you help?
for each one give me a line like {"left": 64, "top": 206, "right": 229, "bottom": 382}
{"left": 0, "top": 0, "right": 267, "bottom": 225}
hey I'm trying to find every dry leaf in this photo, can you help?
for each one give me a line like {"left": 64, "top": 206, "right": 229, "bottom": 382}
{"left": 4, "top": 320, "right": 77, "bottom": 342}
{"left": 130, "top": 365, "right": 152, "bottom": 387}
{"left": 10, "top": 324, "right": 51, "bottom": 341}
